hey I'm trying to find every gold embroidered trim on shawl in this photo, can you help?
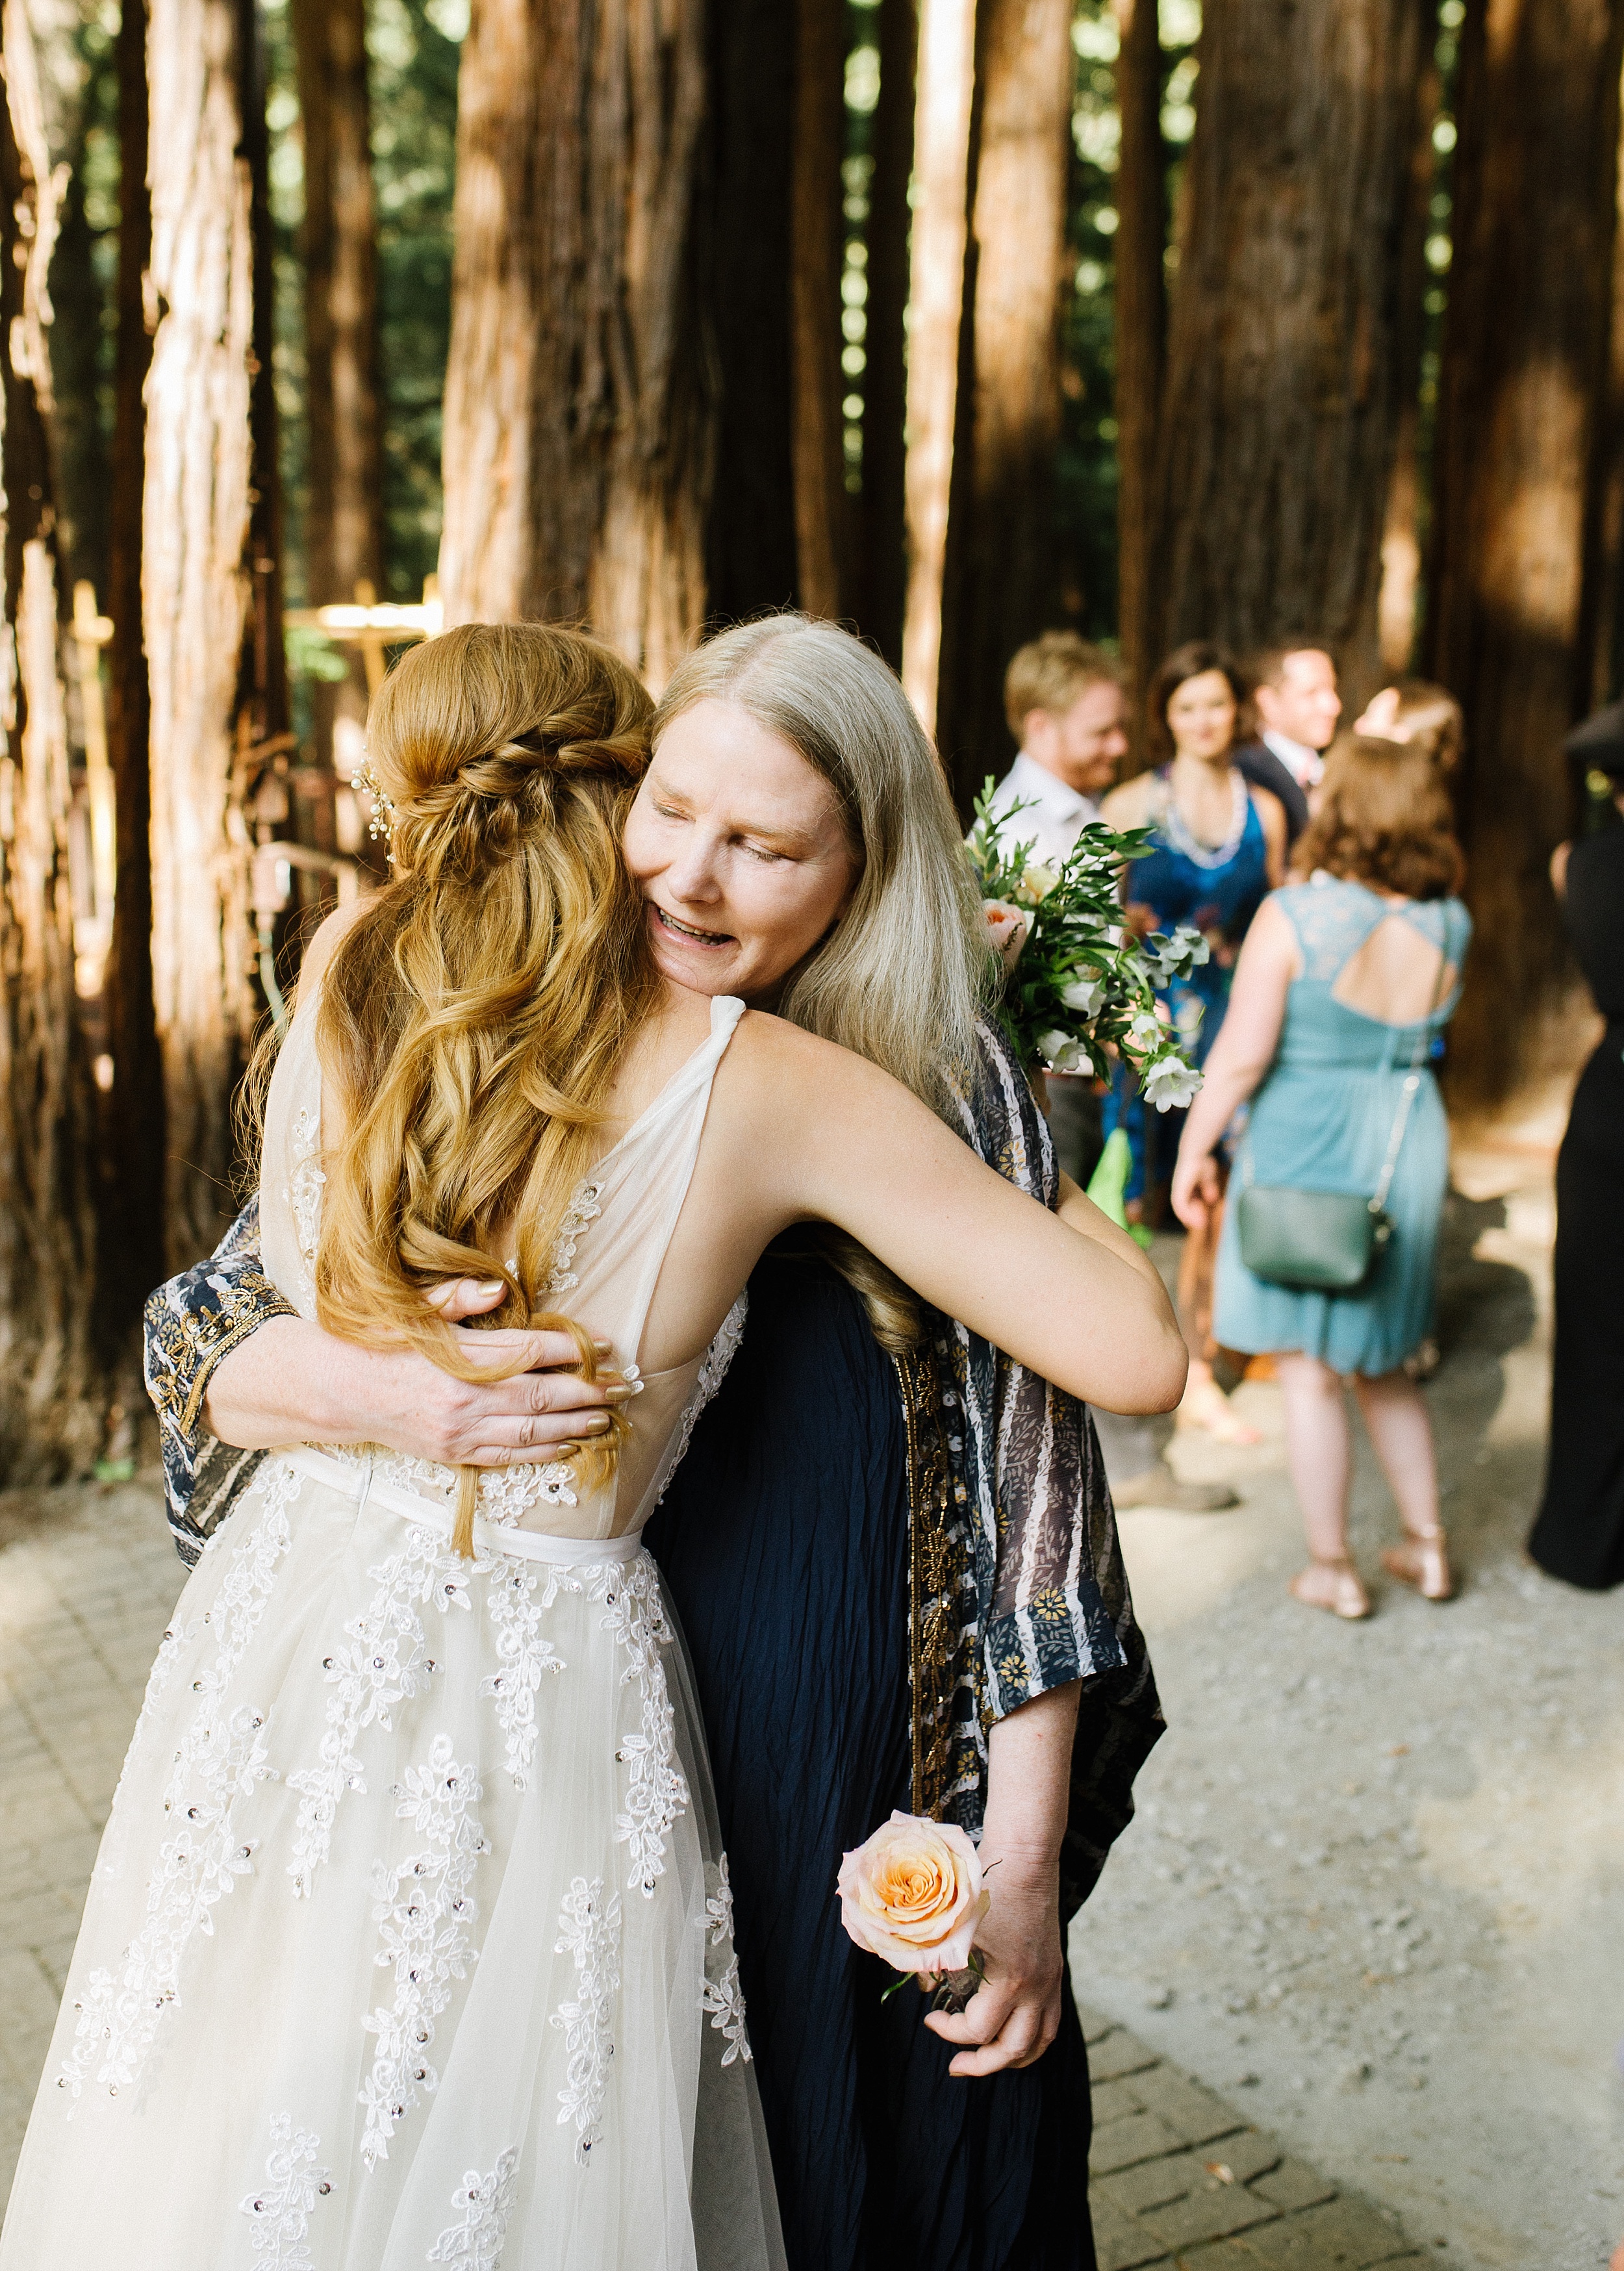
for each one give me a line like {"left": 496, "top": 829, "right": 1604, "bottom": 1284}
{"left": 894, "top": 1347, "right": 967, "bottom": 1823}
{"left": 147, "top": 1269, "right": 298, "bottom": 1441}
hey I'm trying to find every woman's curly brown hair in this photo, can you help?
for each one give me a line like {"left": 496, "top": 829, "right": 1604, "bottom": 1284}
{"left": 1295, "top": 733, "right": 1465, "bottom": 900}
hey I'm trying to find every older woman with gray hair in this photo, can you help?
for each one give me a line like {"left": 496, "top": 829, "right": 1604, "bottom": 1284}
{"left": 145, "top": 615, "right": 1171, "bottom": 2271}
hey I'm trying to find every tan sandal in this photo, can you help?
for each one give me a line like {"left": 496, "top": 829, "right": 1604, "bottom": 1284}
{"left": 1382, "top": 1527, "right": 1453, "bottom": 1602}
{"left": 1289, "top": 1558, "right": 1371, "bottom": 1620}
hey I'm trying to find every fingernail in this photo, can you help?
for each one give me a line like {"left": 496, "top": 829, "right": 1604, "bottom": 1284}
{"left": 604, "top": 1386, "right": 634, "bottom": 1402}
{"left": 477, "top": 1280, "right": 505, "bottom": 1296}
{"left": 583, "top": 1415, "right": 610, "bottom": 1432}
{"left": 594, "top": 1338, "right": 613, "bottom": 1352}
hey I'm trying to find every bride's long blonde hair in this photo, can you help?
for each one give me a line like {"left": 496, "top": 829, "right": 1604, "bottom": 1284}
{"left": 312, "top": 622, "right": 657, "bottom": 1548}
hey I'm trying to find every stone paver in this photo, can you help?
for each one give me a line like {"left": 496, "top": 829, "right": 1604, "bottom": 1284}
{"left": 1082, "top": 2010, "right": 1422, "bottom": 2271}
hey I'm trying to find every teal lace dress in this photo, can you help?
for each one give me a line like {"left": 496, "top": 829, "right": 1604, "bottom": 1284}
{"left": 1214, "top": 877, "right": 1471, "bottom": 1377}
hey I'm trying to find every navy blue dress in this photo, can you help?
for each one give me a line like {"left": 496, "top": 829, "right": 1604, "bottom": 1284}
{"left": 644, "top": 1247, "right": 1095, "bottom": 2271}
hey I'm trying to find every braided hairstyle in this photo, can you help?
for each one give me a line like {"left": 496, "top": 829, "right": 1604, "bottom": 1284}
{"left": 312, "top": 622, "right": 657, "bottom": 1548}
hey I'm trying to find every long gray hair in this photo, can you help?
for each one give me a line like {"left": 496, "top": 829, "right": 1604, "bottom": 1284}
{"left": 651, "top": 614, "right": 989, "bottom": 1114}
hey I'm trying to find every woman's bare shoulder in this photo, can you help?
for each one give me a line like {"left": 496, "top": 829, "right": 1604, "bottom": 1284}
{"left": 298, "top": 898, "right": 370, "bottom": 995}
{"left": 1100, "top": 773, "right": 1159, "bottom": 828}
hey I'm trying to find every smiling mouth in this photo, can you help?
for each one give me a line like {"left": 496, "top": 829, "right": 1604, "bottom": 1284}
{"left": 652, "top": 903, "right": 735, "bottom": 948}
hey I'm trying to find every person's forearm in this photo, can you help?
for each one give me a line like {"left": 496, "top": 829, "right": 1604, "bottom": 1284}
{"left": 980, "top": 1679, "right": 1082, "bottom": 1870}
{"left": 205, "top": 1316, "right": 394, "bottom": 1449}
{"left": 1056, "top": 1174, "right": 1163, "bottom": 1297}
{"left": 1176, "top": 1049, "right": 1263, "bottom": 1171}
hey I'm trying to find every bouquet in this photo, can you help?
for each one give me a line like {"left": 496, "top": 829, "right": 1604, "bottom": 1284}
{"left": 837, "top": 1811, "right": 990, "bottom": 2011}
{"left": 966, "top": 779, "right": 1208, "bottom": 1113}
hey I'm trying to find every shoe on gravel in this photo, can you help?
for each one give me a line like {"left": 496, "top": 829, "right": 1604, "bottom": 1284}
{"left": 1110, "top": 1465, "right": 1241, "bottom": 1514}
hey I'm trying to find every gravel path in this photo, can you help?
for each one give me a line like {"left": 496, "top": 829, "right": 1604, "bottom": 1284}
{"left": 1071, "top": 1174, "right": 1624, "bottom": 2270}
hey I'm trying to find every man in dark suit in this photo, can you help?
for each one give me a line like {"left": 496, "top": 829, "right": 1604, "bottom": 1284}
{"left": 1235, "top": 641, "right": 1342, "bottom": 845}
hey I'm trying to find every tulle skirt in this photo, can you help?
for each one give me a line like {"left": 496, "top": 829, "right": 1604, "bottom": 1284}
{"left": 0, "top": 1448, "right": 783, "bottom": 2270}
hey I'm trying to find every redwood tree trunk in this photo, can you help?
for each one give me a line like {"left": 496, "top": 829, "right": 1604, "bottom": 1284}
{"left": 1375, "top": 27, "right": 1441, "bottom": 678}
{"left": 1424, "top": 0, "right": 1624, "bottom": 1104}
{"left": 0, "top": 0, "right": 101, "bottom": 1476}
{"left": 292, "top": 0, "right": 381, "bottom": 817}
{"left": 103, "top": 0, "right": 166, "bottom": 1341}
{"left": 1112, "top": 0, "right": 1165, "bottom": 737}
{"left": 854, "top": 0, "right": 919, "bottom": 666}
{"left": 1152, "top": 0, "right": 1430, "bottom": 683}
{"left": 145, "top": 0, "right": 259, "bottom": 1267}
{"left": 937, "top": 0, "right": 1074, "bottom": 796}
{"left": 790, "top": 0, "right": 851, "bottom": 618}
{"left": 438, "top": 0, "right": 711, "bottom": 684}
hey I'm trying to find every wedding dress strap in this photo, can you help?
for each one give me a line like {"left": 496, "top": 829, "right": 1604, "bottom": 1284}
{"left": 277, "top": 1445, "right": 644, "bottom": 1566}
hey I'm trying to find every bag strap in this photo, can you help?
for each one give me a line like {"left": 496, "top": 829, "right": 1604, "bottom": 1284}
{"left": 1368, "top": 941, "right": 1448, "bottom": 1215}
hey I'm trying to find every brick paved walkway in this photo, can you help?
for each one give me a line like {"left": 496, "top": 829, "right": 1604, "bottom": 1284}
{"left": 1080, "top": 2009, "right": 1427, "bottom": 2269}
{"left": 0, "top": 1472, "right": 1425, "bottom": 2266}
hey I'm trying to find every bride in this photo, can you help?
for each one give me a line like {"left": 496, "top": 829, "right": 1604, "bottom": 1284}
{"left": 0, "top": 622, "right": 1184, "bottom": 2268}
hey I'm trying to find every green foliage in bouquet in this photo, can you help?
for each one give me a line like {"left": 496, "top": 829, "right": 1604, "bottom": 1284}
{"left": 966, "top": 780, "right": 1208, "bottom": 1113}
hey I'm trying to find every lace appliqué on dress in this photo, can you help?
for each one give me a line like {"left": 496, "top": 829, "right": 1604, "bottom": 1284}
{"left": 552, "top": 1876, "right": 622, "bottom": 2164}
{"left": 594, "top": 1556, "right": 689, "bottom": 1894}
{"left": 59, "top": 1459, "right": 303, "bottom": 2103}
{"left": 701, "top": 1856, "right": 751, "bottom": 2067}
{"left": 426, "top": 2144, "right": 521, "bottom": 2265}
{"left": 359, "top": 1736, "right": 490, "bottom": 2167}
{"left": 240, "top": 2112, "right": 332, "bottom": 2268}
{"left": 287, "top": 1104, "right": 326, "bottom": 1306}
{"left": 544, "top": 1178, "right": 604, "bottom": 1295}
{"left": 286, "top": 1527, "right": 479, "bottom": 1897}
{"left": 653, "top": 1293, "right": 749, "bottom": 1511}
{"left": 479, "top": 1558, "right": 566, "bottom": 1789}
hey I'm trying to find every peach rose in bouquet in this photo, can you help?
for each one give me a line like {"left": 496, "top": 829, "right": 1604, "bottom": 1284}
{"left": 837, "top": 1812, "right": 990, "bottom": 1996}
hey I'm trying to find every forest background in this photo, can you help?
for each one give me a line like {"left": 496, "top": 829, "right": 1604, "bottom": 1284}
{"left": 3, "top": 0, "right": 1623, "bottom": 1478}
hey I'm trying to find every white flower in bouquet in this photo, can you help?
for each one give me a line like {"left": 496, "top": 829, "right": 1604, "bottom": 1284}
{"left": 1035, "top": 1029, "right": 1093, "bottom": 1076}
{"left": 1127, "top": 1008, "right": 1165, "bottom": 1050}
{"left": 1057, "top": 970, "right": 1105, "bottom": 1015}
{"left": 1012, "top": 860, "right": 1061, "bottom": 907}
{"left": 1144, "top": 927, "right": 1211, "bottom": 987}
{"left": 1143, "top": 1054, "right": 1204, "bottom": 1112}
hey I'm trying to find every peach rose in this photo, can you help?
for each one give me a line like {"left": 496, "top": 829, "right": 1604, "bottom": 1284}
{"left": 837, "top": 1811, "right": 989, "bottom": 1975}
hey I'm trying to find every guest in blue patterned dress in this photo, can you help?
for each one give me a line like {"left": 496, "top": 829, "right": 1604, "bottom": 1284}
{"left": 1100, "top": 643, "right": 1286, "bottom": 1440}
{"left": 1170, "top": 739, "right": 1470, "bottom": 1619}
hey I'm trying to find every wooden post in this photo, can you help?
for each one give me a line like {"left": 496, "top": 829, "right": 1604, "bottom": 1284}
{"left": 1424, "top": 0, "right": 1624, "bottom": 1104}
{"left": 144, "top": 0, "right": 259, "bottom": 1266}
{"left": 0, "top": 0, "right": 101, "bottom": 1475}
{"left": 900, "top": 0, "right": 977, "bottom": 737}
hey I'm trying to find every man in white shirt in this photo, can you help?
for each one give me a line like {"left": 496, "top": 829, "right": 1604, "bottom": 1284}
{"left": 984, "top": 631, "right": 1129, "bottom": 865}
{"left": 1235, "top": 642, "right": 1342, "bottom": 844}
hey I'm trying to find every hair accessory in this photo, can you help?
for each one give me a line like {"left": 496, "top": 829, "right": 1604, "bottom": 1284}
{"left": 351, "top": 759, "right": 396, "bottom": 849}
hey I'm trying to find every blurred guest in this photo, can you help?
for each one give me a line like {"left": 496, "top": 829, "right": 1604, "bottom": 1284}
{"left": 987, "top": 632, "right": 1129, "bottom": 1188}
{"left": 1102, "top": 643, "right": 1286, "bottom": 1441}
{"left": 1353, "top": 678, "right": 1465, "bottom": 774}
{"left": 1235, "top": 641, "right": 1343, "bottom": 844}
{"left": 1527, "top": 704, "right": 1624, "bottom": 1592}
{"left": 1171, "top": 739, "right": 1469, "bottom": 1618}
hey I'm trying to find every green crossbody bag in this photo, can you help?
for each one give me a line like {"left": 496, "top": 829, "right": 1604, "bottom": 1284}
{"left": 1236, "top": 996, "right": 1436, "bottom": 1296}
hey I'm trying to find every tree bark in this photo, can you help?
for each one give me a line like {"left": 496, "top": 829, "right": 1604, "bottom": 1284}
{"left": 703, "top": 0, "right": 797, "bottom": 624}
{"left": 103, "top": 0, "right": 166, "bottom": 1343}
{"left": 1424, "top": 0, "right": 1624, "bottom": 1104}
{"left": 1152, "top": 0, "right": 1430, "bottom": 685}
{"left": 0, "top": 0, "right": 101, "bottom": 1476}
{"left": 899, "top": 0, "right": 977, "bottom": 737}
{"left": 1375, "top": 27, "right": 1441, "bottom": 678}
{"left": 937, "top": 0, "right": 1074, "bottom": 797}
{"left": 1586, "top": 66, "right": 1624, "bottom": 708}
{"left": 853, "top": 0, "right": 918, "bottom": 666}
{"left": 1112, "top": 0, "right": 1165, "bottom": 738}
{"left": 790, "top": 0, "right": 851, "bottom": 618}
{"left": 438, "top": 0, "right": 711, "bottom": 685}
{"left": 292, "top": 0, "right": 381, "bottom": 817}
{"left": 144, "top": 0, "right": 259, "bottom": 1266}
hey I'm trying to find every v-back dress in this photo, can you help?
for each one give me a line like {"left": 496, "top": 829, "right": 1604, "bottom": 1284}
{"left": 0, "top": 993, "right": 784, "bottom": 2271}
{"left": 1213, "top": 877, "right": 1470, "bottom": 1376}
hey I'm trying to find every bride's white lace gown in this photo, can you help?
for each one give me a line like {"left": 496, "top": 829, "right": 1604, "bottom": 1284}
{"left": 0, "top": 994, "right": 785, "bottom": 2270}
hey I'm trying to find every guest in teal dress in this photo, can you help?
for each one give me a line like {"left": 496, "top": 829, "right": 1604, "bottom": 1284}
{"left": 1171, "top": 738, "right": 1470, "bottom": 1619}
{"left": 1101, "top": 642, "right": 1286, "bottom": 1442}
